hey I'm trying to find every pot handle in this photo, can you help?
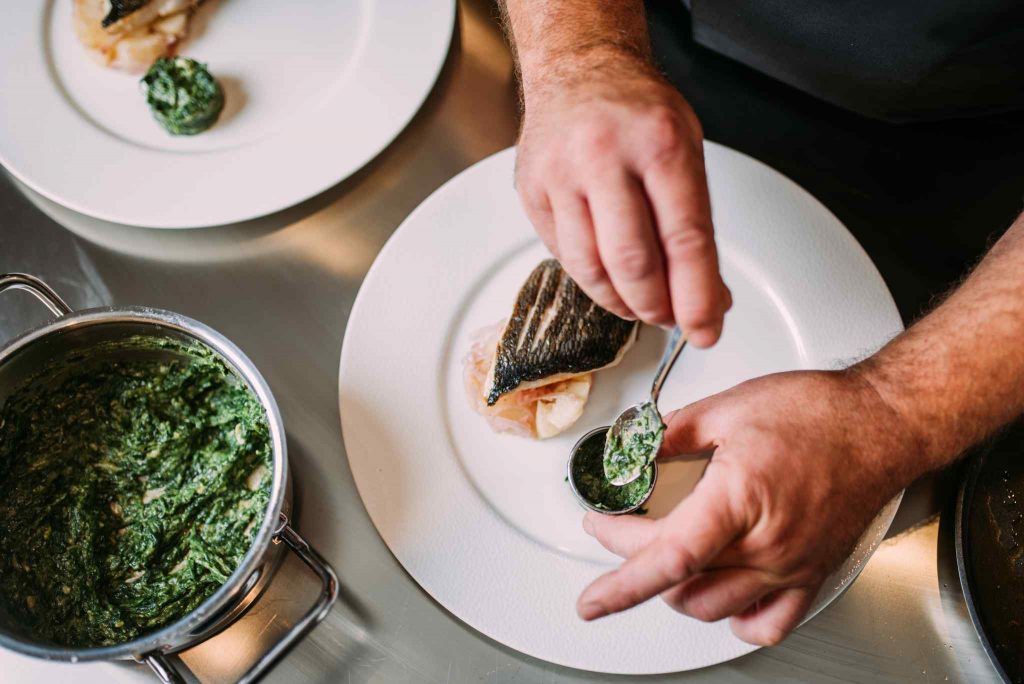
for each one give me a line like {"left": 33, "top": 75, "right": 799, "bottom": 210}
{"left": 143, "top": 514, "right": 340, "bottom": 684}
{"left": 0, "top": 274, "right": 73, "bottom": 321}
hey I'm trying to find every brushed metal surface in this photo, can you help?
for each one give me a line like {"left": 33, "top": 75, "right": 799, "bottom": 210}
{"left": 0, "top": 1, "right": 1002, "bottom": 681}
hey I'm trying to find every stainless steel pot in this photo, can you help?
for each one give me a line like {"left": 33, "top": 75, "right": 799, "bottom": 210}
{"left": 0, "top": 274, "right": 338, "bottom": 684}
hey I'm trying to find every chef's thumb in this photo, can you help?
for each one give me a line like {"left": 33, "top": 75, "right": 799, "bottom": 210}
{"left": 658, "top": 403, "right": 718, "bottom": 462}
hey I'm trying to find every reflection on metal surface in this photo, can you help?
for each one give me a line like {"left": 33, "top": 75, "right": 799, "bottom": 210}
{"left": 11, "top": 177, "right": 290, "bottom": 264}
{"left": 780, "top": 521, "right": 993, "bottom": 684}
{"left": 13, "top": 175, "right": 384, "bottom": 281}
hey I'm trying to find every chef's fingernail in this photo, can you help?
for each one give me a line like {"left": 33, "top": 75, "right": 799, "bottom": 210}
{"left": 582, "top": 514, "right": 595, "bottom": 536}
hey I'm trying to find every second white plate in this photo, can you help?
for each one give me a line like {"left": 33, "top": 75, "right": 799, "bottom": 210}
{"left": 339, "top": 144, "right": 904, "bottom": 674}
{"left": 0, "top": 0, "right": 455, "bottom": 228}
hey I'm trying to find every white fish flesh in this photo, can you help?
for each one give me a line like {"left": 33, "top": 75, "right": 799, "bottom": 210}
{"left": 464, "top": 320, "right": 593, "bottom": 439}
{"left": 73, "top": 0, "right": 200, "bottom": 73}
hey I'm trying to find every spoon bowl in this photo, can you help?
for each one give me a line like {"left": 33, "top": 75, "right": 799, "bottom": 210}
{"left": 606, "top": 400, "right": 666, "bottom": 485}
{"left": 603, "top": 328, "right": 686, "bottom": 485}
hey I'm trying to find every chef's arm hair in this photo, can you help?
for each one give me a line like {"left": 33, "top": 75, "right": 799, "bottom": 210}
{"left": 856, "top": 211, "right": 1024, "bottom": 471}
{"left": 499, "top": 0, "right": 658, "bottom": 104}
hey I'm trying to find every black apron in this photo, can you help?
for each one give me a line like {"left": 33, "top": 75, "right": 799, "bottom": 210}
{"left": 684, "top": 0, "right": 1024, "bottom": 122}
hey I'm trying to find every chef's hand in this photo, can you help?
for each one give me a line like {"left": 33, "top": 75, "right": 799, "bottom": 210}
{"left": 515, "top": 53, "right": 731, "bottom": 348}
{"left": 576, "top": 370, "right": 921, "bottom": 645}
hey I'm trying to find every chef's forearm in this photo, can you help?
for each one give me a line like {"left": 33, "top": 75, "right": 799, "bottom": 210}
{"left": 500, "top": 0, "right": 656, "bottom": 100}
{"left": 857, "top": 212, "right": 1024, "bottom": 475}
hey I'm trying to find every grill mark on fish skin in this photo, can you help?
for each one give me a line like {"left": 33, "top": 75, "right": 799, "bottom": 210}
{"left": 532, "top": 270, "right": 563, "bottom": 346}
{"left": 517, "top": 265, "right": 549, "bottom": 352}
{"left": 525, "top": 265, "right": 560, "bottom": 354}
{"left": 100, "top": 0, "right": 198, "bottom": 33}
{"left": 486, "top": 260, "right": 637, "bottom": 405}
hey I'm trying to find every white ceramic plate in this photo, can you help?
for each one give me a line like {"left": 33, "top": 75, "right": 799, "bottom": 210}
{"left": 0, "top": 0, "right": 454, "bottom": 228}
{"left": 339, "top": 144, "right": 904, "bottom": 674}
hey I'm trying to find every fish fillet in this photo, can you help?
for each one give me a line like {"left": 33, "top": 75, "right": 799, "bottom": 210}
{"left": 483, "top": 259, "right": 638, "bottom": 406}
{"left": 74, "top": 0, "right": 200, "bottom": 73}
{"left": 464, "top": 320, "right": 593, "bottom": 439}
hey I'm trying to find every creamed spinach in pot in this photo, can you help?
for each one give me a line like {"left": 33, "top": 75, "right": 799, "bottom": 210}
{"left": 0, "top": 339, "right": 272, "bottom": 648}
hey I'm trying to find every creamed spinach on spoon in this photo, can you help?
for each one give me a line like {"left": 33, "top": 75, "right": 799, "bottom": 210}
{"left": 603, "top": 401, "right": 665, "bottom": 485}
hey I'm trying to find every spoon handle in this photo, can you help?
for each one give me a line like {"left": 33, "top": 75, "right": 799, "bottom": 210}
{"left": 650, "top": 327, "right": 687, "bottom": 404}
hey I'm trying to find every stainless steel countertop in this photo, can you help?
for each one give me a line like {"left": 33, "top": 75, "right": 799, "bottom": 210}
{"left": 0, "top": 1, "right": 1004, "bottom": 681}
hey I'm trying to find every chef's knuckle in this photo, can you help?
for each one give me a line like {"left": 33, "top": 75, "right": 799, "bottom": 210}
{"left": 536, "top": 152, "right": 568, "bottom": 185}
{"left": 518, "top": 184, "right": 549, "bottom": 215}
{"left": 725, "top": 475, "right": 761, "bottom": 528}
{"left": 760, "top": 543, "right": 798, "bottom": 574}
{"left": 685, "top": 595, "right": 720, "bottom": 622}
{"left": 519, "top": 149, "right": 561, "bottom": 188}
{"left": 642, "top": 107, "right": 685, "bottom": 158}
{"left": 609, "top": 245, "right": 659, "bottom": 282}
{"left": 561, "top": 255, "right": 607, "bottom": 288}
{"left": 659, "top": 541, "right": 699, "bottom": 581}
{"left": 662, "top": 225, "right": 713, "bottom": 262}
{"left": 574, "top": 117, "right": 619, "bottom": 160}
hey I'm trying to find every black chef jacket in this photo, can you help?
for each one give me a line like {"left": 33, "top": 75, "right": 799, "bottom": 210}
{"left": 683, "top": 0, "right": 1024, "bottom": 122}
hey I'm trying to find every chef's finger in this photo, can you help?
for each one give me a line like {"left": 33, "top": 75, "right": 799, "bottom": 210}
{"left": 643, "top": 152, "right": 729, "bottom": 347}
{"left": 728, "top": 586, "right": 816, "bottom": 646}
{"left": 658, "top": 401, "right": 720, "bottom": 460}
{"left": 661, "top": 568, "right": 778, "bottom": 622}
{"left": 583, "top": 511, "right": 659, "bottom": 558}
{"left": 520, "top": 187, "right": 559, "bottom": 258}
{"left": 587, "top": 170, "right": 674, "bottom": 327}
{"left": 577, "top": 473, "right": 740, "bottom": 620}
{"left": 549, "top": 192, "right": 633, "bottom": 320}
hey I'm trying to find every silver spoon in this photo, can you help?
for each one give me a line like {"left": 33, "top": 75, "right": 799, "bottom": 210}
{"left": 604, "top": 327, "right": 687, "bottom": 485}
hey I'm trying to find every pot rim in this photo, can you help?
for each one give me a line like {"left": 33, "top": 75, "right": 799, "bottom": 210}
{"left": 0, "top": 305, "right": 289, "bottom": 662}
{"left": 955, "top": 450, "right": 1013, "bottom": 684}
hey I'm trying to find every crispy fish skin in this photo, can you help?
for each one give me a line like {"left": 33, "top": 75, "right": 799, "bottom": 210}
{"left": 102, "top": 0, "right": 197, "bottom": 32}
{"left": 103, "top": 0, "right": 151, "bottom": 28}
{"left": 484, "top": 260, "right": 638, "bottom": 405}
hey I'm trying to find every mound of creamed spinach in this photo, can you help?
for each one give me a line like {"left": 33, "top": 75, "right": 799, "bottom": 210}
{"left": 0, "top": 341, "right": 271, "bottom": 647}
